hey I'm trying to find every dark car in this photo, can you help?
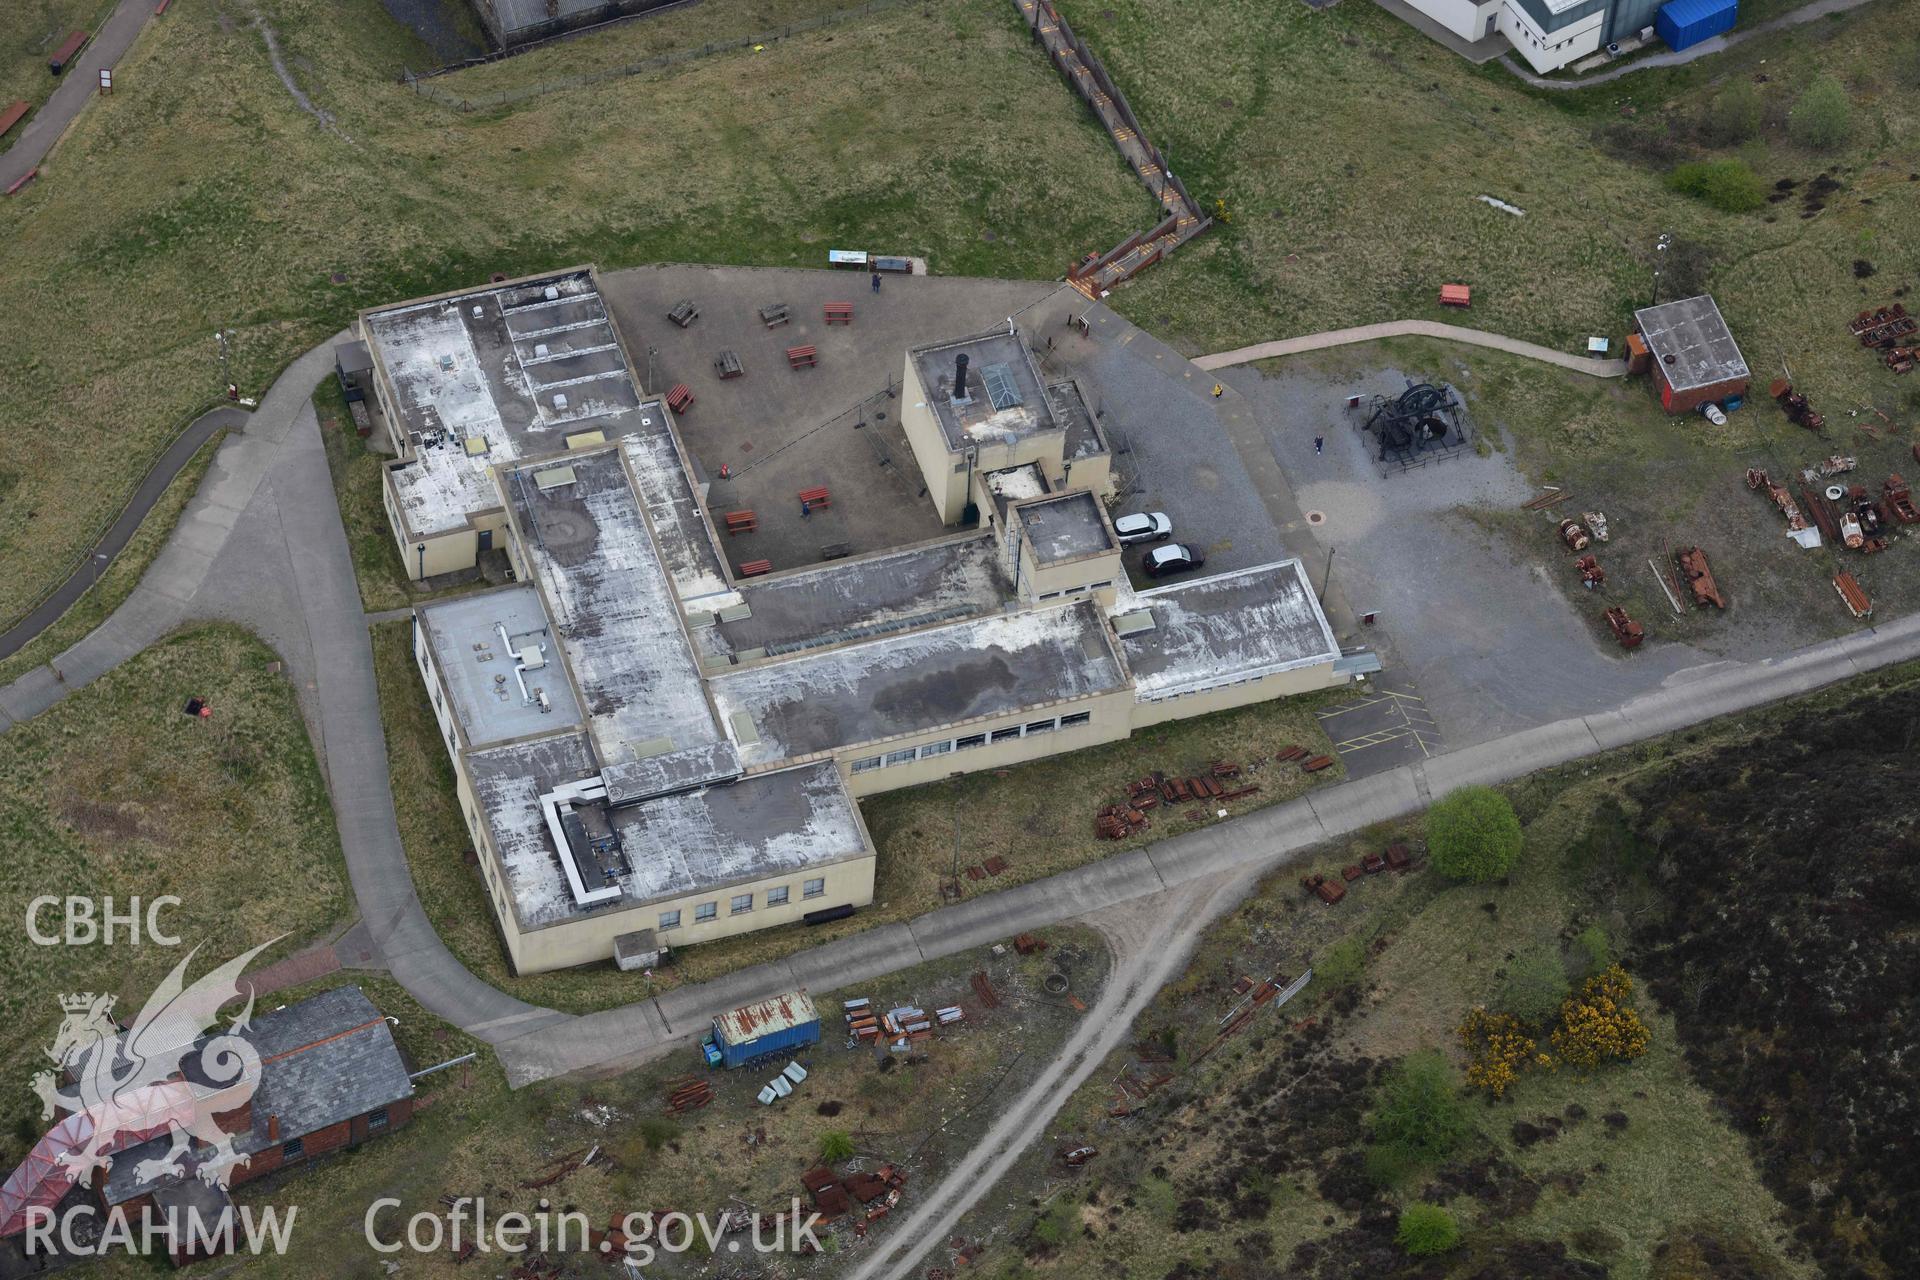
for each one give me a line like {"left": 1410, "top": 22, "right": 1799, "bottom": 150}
{"left": 1144, "top": 544, "right": 1207, "bottom": 578}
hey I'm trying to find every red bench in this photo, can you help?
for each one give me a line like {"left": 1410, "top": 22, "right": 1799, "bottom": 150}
{"left": 5, "top": 168, "right": 38, "bottom": 197}
{"left": 1439, "top": 283, "right": 1471, "bottom": 309}
{"left": 723, "top": 510, "right": 758, "bottom": 535}
{"left": 49, "top": 30, "right": 89, "bottom": 75}
{"left": 666, "top": 383, "right": 694, "bottom": 412}
{"left": 0, "top": 102, "right": 28, "bottom": 141}
{"left": 738, "top": 559, "right": 772, "bottom": 578}
{"left": 787, "top": 345, "right": 817, "bottom": 369}
{"left": 797, "top": 486, "right": 831, "bottom": 509}
{"left": 824, "top": 302, "right": 854, "bottom": 325}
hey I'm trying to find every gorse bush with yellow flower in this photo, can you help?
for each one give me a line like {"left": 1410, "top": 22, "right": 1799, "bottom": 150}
{"left": 1460, "top": 964, "right": 1650, "bottom": 1096}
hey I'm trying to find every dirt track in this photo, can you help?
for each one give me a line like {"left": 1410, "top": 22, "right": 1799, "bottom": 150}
{"left": 845, "top": 870, "right": 1258, "bottom": 1280}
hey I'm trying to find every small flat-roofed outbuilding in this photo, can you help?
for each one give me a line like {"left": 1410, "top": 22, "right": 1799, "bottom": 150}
{"left": 1018, "top": 490, "right": 1114, "bottom": 566}
{"left": 1632, "top": 295, "right": 1750, "bottom": 413}
{"left": 1119, "top": 560, "right": 1340, "bottom": 703}
{"left": 709, "top": 601, "right": 1127, "bottom": 766}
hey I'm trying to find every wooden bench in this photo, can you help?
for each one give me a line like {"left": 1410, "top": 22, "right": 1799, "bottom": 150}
{"left": 713, "top": 349, "right": 743, "bottom": 380}
{"left": 49, "top": 30, "right": 89, "bottom": 75}
{"left": 723, "top": 510, "right": 758, "bottom": 535}
{"left": 787, "top": 345, "right": 818, "bottom": 369}
{"left": 667, "top": 299, "right": 699, "bottom": 328}
{"left": 666, "top": 383, "right": 694, "bottom": 412}
{"left": 824, "top": 302, "right": 854, "bottom": 325}
{"left": 1439, "top": 283, "right": 1471, "bottom": 309}
{"left": 797, "top": 486, "right": 832, "bottom": 509}
{"left": 760, "top": 303, "right": 790, "bottom": 328}
{"left": 738, "top": 559, "right": 772, "bottom": 578}
{"left": 819, "top": 542, "right": 851, "bottom": 561}
{"left": 0, "top": 101, "right": 28, "bottom": 142}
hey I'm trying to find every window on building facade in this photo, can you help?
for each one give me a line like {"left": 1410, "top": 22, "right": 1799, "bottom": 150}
{"left": 767, "top": 885, "right": 789, "bottom": 906}
{"left": 659, "top": 909, "right": 681, "bottom": 930}
{"left": 1026, "top": 718, "right": 1056, "bottom": 734}
{"left": 803, "top": 877, "right": 826, "bottom": 898}
{"left": 730, "top": 893, "right": 753, "bottom": 915}
{"left": 991, "top": 726, "right": 1022, "bottom": 743}
{"left": 368, "top": 1108, "right": 389, "bottom": 1129}
{"left": 956, "top": 734, "right": 987, "bottom": 750}
{"left": 852, "top": 756, "right": 882, "bottom": 773}
{"left": 920, "top": 740, "right": 953, "bottom": 758}
{"left": 696, "top": 901, "right": 717, "bottom": 922}
{"left": 282, "top": 1138, "right": 305, "bottom": 1161}
{"left": 1061, "top": 711, "right": 1091, "bottom": 728}
{"left": 884, "top": 748, "right": 917, "bottom": 766}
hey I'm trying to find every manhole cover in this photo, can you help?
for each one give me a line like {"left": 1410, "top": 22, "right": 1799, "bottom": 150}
{"left": 1307, "top": 510, "right": 1327, "bottom": 525}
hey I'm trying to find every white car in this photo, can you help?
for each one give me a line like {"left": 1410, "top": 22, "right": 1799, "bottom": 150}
{"left": 1113, "top": 512, "right": 1173, "bottom": 545}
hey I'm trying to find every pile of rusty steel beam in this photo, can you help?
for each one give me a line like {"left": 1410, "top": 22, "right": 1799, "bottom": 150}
{"left": 1274, "top": 744, "right": 1307, "bottom": 762}
{"left": 1850, "top": 303, "right": 1918, "bottom": 372}
{"left": 663, "top": 1076, "right": 715, "bottom": 1114}
{"left": 970, "top": 972, "right": 1000, "bottom": 1008}
{"left": 1301, "top": 872, "right": 1345, "bottom": 905}
{"left": 1834, "top": 571, "right": 1872, "bottom": 619}
{"left": 1301, "top": 754, "right": 1335, "bottom": 772}
{"left": 1095, "top": 802, "right": 1150, "bottom": 840}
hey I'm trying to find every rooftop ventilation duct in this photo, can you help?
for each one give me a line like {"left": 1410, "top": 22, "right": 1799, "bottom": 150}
{"left": 953, "top": 353, "right": 970, "bottom": 403}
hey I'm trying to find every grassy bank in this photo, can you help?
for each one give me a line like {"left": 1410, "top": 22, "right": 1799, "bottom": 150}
{"left": 0, "top": 626, "right": 349, "bottom": 1120}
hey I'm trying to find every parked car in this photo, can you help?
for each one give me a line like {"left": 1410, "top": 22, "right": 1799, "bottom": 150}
{"left": 1113, "top": 511, "right": 1173, "bottom": 545}
{"left": 1144, "top": 544, "right": 1207, "bottom": 578}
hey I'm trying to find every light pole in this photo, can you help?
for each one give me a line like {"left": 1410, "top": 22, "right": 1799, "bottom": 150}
{"left": 214, "top": 329, "right": 236, "bottom": 396}
{"left": 1651, "top": 232, "right": 1672, "bottom": 307}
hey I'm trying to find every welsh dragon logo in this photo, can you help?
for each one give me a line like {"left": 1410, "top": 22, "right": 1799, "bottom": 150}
{"left": 30, "top": 939, "right": 281, "bottom": 1191}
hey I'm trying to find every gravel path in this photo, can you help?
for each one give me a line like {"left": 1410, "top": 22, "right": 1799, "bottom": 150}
{"left": 1195, "top": 319, "right": 1627, "bottom": 377}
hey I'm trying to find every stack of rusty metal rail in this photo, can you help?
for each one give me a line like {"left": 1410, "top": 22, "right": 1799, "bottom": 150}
{"left": 662, "top": 1075, "right": 715, "bottom": 1114}
{"left": 1017, "top": 0, "right": 1210, "bottom": 298}
{"left": 1850, "top": 303, "right": 1919, "bottom": 372}
{"left": 1834, "top": 571, "right": 1872, "bottom": 619}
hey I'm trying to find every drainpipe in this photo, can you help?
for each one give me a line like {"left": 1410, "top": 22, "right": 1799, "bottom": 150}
{"left": 496, "top": 623, "right": 535, "bottom": 705}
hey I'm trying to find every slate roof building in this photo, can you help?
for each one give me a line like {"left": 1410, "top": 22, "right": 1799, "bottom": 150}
{"left": 363, "top": 267, "right": 1352, "bottom": 975}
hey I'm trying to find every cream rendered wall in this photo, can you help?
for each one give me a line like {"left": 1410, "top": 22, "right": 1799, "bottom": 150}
{"left": 1128, "top": 661, "right": 1346, "bottom": 730}
{"left": 1017, "top": 541, "right": 1123, "bottom": 602}
{"left": 835, "top": 686, "right": 1133, "bottom": 798}
{"left": 1416, "top": 0, "right": 1503, "bottom": 39}
{"left": 505, "top": 855, "right": 877, "bottom": 974}
{"left": 899, "top": 356, "right": 971, "bottom": 523}
{"left": 1060, "top": 451, "right": 1113, "bottom": 501}
{"left": 1499, "top": 4, "right": 1603, "bottom": 70}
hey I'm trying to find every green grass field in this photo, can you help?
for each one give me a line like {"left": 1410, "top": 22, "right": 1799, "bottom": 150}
{"left": 1055, "top": 0, "right": 1920, "bottom": 410}
{"left": 0, "top": 626, "right": 349, "bottom": 1136}
{"left": 0, "top": 0, "right": 1143, "bottom": 629}
{"left": 0, "top": 0, "right": 116, "bottom": 125}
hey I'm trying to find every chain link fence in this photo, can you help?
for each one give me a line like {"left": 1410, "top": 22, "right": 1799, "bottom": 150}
{"left": 403, "top": 0, "right": 919, "bottom": 111}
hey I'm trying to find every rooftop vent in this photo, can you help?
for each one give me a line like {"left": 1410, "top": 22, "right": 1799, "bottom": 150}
{"left": 544, "top": 285, "right": 560, "bottom": 302}
{"left": 471, "top": 305, "right": 483, "bottom": 319}
{"left": 552, "top": 392, "right": 569, "bottom": 411}
{"left": 982, "top": 362, "right": 1023, "bottom": 411}
{"left": 1111, "top": 610, "right": 1157, "bottom": 637}
{"left": 533, "top": 342, "right": 550, "bottom": 359}
{"left": 953, "top": 353, "right": 971, "bottom": 404}
{"left": 533, "top": 465, "right": 576, "bottom": 491}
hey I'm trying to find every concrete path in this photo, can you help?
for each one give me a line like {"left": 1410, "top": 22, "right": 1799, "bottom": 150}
{"left": 0, "top": 0, "right": 159, "bottom": 191}
{"left": 1193, "top": 319, "right": 1627, "bottom": 376}
{"left": 0, "top": 331, "right": 565, "bottom": 1046}
{"left": 0, "top": 405, "right": 244, "bottom": 661}
{"left": 1499, "top": 0, "right": 1880, "bottom": 89}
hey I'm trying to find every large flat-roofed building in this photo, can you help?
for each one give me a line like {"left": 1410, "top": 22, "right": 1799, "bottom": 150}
{"left": 378, "top": 267, "right": 1354, "bottom": 973}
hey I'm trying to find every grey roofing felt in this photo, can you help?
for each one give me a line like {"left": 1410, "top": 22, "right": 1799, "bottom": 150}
{"left": 103, "top": 988, "right": 412, "bottom": 1205}
{"left": 697, "top": 534, "right": 1012, "bottom": 662}
{"left": 490, "top": 0, "right": 604, "bottom": 34}
{"left": 504, "top": 446, "right": 723, "bottom": 767}
{"left": 608, "top": 763, "right": 868, "bottom": 903}
{"left": 619, "top": 413, "right": 731, "bottom": 606}
{"left": 1019, "top": 491, "right": 1114, "bottom": 566}
{"left": 602, "top": 740, "right": 743, "bottom": 806}
{"left": 335, "top": 339, "right": 373, "bottom": 375}
{"left": 1120, "top": 560, "right": 1340, "bottom": 700}
{"left": 912, "top": 331, "right": 1058, "bottom": 452}
{"left": 363, "top": 269, "right": 653, "bottom": 538}
{"left": 709, "top": 600, "right": 1126, "bottom": 766}
{"left": 418, "top": 586, "right": 581, "bottom": 748}
{"left": 467, "top": 730, "right": 602, "bottom": 928}
{"left": 1050, "top": 378, "right": 1110, "bottom": 463}
{"left": 1633, "top": 295, "right": 1750, "bottom": 393}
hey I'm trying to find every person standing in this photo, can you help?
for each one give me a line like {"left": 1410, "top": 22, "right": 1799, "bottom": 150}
{"left": 871, "top": 270, "right": 882, "bottom": 294}
{"left": 1314, "top": 436, "right": 1324, "bottom": 454}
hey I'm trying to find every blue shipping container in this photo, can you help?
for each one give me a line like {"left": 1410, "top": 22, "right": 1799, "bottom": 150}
{"left": 1656, "top": 0, "right": 1737, "bottom": 51}
{"left": 706, "top": 991, "right": 822, "bottom": 1069}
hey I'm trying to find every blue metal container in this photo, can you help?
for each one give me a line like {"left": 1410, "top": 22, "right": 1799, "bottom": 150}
{"left": 1656, "top": 0, "right": 1737, "bottom": 51}
{"left": 706, "top": 991, "right": 822, "bottom": 1069}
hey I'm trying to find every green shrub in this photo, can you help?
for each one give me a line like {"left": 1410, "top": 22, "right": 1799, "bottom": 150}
{"left": 1397, "top": 1203, "right": 1462, "bottom": 1255}
{"left": 1315, "top": 936, "right": 1367, "bottom": 990}
{"left": 1665, "top": 159, "right": 1766, "bottom": 213}
{"left": 1499, "top": 943, "right": 1571, "bottom": 1024}
{"left": 637, "top": 1116, "right": 679, "bottom": 1152}
{"left": 1789, "top": 76, "right": 1852, "bottom": 151}
{"left": 1573, "top": 924, "right": 1613, "bottom": 974}
{"left": 1365, "top": 1138, "right": 1427, "bottom": 1189}
{"left": 1427, "top": 787, "right": 1523, "bottom": 883}
{"left": 819, "top": 1130, "right": 855, "bottom": 1162}
{"left": 1373, "top": 1051, "right": 1471, "bottom": 1161}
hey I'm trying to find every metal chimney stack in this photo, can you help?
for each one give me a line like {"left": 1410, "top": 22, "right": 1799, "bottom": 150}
{"left": 954, "top": 353, "right": 970, "bottom": 402}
